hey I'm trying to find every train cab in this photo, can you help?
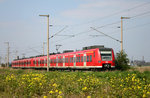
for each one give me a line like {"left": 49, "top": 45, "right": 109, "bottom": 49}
{"left": 99, "top": 48, "right": 115, "bottom": 69}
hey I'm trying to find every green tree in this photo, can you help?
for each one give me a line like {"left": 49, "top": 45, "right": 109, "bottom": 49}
{"left": 115, "top": 51, "right": 130, "bottom": 70}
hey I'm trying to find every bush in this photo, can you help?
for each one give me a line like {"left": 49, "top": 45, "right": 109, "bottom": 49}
{"left": 115, "top": 51, "right": 130, "bottom": 71}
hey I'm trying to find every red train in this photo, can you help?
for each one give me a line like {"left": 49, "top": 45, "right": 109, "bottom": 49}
{"left": 12, "top": 45, "right": 115, "bottom": 70}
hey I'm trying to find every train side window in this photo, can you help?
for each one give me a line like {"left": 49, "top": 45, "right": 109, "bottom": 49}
{"left": 79, "top": 56, "right": 80, "bottom": 62}
{"left": 60, "top": 58, "right": 62, "bottom": 63}
{"left": 55, "top": 58, "right": 57, "bottom": 63}
{"left": 81, "top": 56, "right": 83, "bottom": 62}
{"left": 59, "top": 58, "right": 60, "bottom": 63}
{"left": 78, "top": 57, "right": 79, "bottom": 62}
{"left": 66, "top": 58, "right": 67, "bottom": 63}
{"left": 70, "top": 57, "right": 72, "bottom": 63}
{"left": 94, "top": 52, "right": 95, "bottom": 57}
{"left": 54, "top": 59, "right": 56, "bottom": 63}
{"left": 61, "top": 58, "right": 63, "bottom": 63}
{"left": 57, "top": 58, "right": 59, "bottom": 63}
{"left": 87, "top": 56, "right": 89, "bottom": 62}
{"left": 90, "top": 55, "right": 92, "bottom": 62}
{"left": 72, "top": 57, "right": 73, "bottom": 63}
{"left": 59, "top": 58, "right": 61, "bottom": 63}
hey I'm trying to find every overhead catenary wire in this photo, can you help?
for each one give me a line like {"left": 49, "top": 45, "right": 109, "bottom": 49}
{"left": 131, "top": 10, "right": 150, "bottom": 18}
{"left": 50, "top": 26, "right": 68, "bottom": 39}
{"left": 124, "top": 22, "right": 150, "bottom": 32}
{"left": 51, "top": 9, "right": 150, "bottom": 45}
{"left": 51, "top": 21, "right": 121, "bottom": 44}
{"left": 90, "top": 27, "right": 121, "bottom": 43}
{"left": 57, "top": 1, "right": 150, "bottom": 39}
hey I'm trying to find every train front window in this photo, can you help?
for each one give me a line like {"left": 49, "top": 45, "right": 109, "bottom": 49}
{"left": 100, "top": 51, "right": 112, "bottom": 61}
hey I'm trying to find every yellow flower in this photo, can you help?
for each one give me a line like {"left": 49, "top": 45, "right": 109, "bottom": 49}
{"left": 124, "top": 88, "right": 127, "bottom": 91}
{"left": 87, "top": 96, "right": 91, "bottom": 98}
{"left": 120, "top": 84, "right": 123, "bottom": 87}
{"left": 82, "top": 87, "right": 87, "bottom": 91}
{"left": 43, "top": 96, "right": 47, "bottom": 98}
{"left": 49, "top": 90, "right": 54, "bottom": 94}
{"left": 143, "top": 94, "right": 146, "bottom": 98}
{"left": 55, "top": 90, "right": 58, "bottom": 93}
{"left": 138, "top": 86, "right": 141, "bottom": 89}
{"left": 59, "top": 91, "right": 62, "bottom": 94}
{"left": 57, "top": 95, "right": 62, "bottom": 98}
{"left": 147, "top": 92, "right": 150, "bottom": 94}
{"left": 112, "top": 85, "right": 115, "bottom": 87}
{"left": 53, "top": 83, "right": 58, "bottom": 87}
{"left": 40, "top": 83, "right": 42, "bottom": 86}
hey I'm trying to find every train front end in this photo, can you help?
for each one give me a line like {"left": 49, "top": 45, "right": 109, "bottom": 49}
{"left": 99, "top": 48, "right": 115, "bottom": 69}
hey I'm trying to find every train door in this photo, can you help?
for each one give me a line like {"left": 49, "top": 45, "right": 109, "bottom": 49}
{"left": 76, "top": 55, "right": 79, "bottom": 67}
{"left": 36, "top": 59, "right": 38, "bottom": 67}
{"left": 58, "top": 56, "right": 63, "bottom": 67}
{"left": 69, "top": 55, "right": 73, "bottom": 67}
{"left": 40, "top": 58, "right": 44, "bottom": 67}
{"left": 65, "top": 56, "right": 69, "bottom": 67}
{"left": 79, "top": 54, "right": 84, "bottom": 66}
{"left": 86, "top": 53, "right": 93, "bottom": 66}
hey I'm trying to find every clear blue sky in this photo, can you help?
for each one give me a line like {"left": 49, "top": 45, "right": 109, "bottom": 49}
{"left": 0, "top": 0, "right": 150, "bottom": 63}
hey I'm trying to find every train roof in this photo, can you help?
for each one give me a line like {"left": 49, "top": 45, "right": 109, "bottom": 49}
{"left": 13, "top": 45, "right": 113, "bottom": 61}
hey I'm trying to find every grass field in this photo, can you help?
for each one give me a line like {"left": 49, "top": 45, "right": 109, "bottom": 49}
{"left": 0, "top": 68, "right": 150, "bottom": 98}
